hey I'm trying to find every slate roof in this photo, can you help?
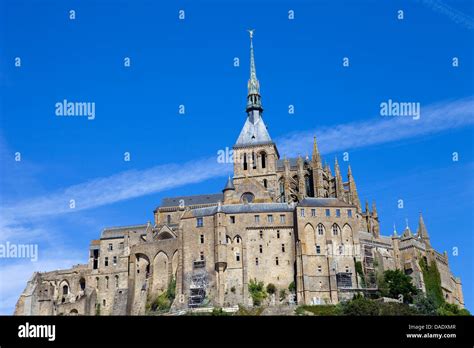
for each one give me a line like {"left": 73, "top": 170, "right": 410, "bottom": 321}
{"left": 161, "top": 193, "right": 223, "bottom": 208}
{"left": 299, "top": 197, "right": 353, "bottom": 207}
{"left": 101, "top": 224, "right": 147, "bottom": 239}
{"left": 191, "top": 203, "right": 295, "bottom": 218}
{"left": 234, "top": 114, "right": 272, "bottom": 147}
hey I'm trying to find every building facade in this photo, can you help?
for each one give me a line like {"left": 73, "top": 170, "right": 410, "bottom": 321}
{"left": 15, "top": 34, "right": 464, "bottom": 315}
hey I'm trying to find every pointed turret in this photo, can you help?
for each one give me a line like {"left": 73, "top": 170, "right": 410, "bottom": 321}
{"left": 312, "top": 136, "right": 325, "bottom": 197}
{"left": 402, "top": 219, "right": 413, "bottom": 238}
{"left": 347, "top": 165, "right": 361, "bottom": 212}
{"left": 372, "top": 201, "right": 378, "bottom": 219}
{"left": 417, "top": 212, "right": 431, "bottom": 247}
{"left": 334, "top": 157, "right": 345, "bottom": 199}
{"left": 222, "top": 176, "right": 235, "bottom": 192}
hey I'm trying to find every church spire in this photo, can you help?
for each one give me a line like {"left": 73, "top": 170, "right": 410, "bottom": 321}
{"left": 235, "top": 30, "right": 272, "bottom": 147}
{"left": 312, "top": 136, "right": 325, "bottom": 198}
{"left": 417, "top": 212, "right": 431, "bottom": 247}
{"left": 334, "top": 157, "right": 344, "bottom": 199}
{"left": 246, "top": 29, "right": 262, "bottom": 112}
{"left": 348, "top": 165, "right": 361, "bottom": 212}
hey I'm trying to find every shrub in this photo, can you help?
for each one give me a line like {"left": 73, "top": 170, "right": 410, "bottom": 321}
{"left": 279, "top": 289, "right": 287, "bottom": 301}
{"left": 266, "top": 283, "right": 277, "bottom": 295}
{"left": 288, "top": 281, "right": 296, "bottom": 293}
{"left": 248, "top": 278, "right": 267, "bottom": 306}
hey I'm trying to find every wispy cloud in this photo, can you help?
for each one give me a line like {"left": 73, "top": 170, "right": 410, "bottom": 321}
{"left": 278, "top": 97, "right": 474, "bottom": 157}
{"left": 0, "top": 96, "right": 472, "bottom": 315}
{"left": 416, "top": 0, "right": 474, "bottom": 30}
{"left": 1, "top": 97, "right": 473, "bottom": 225}
{"left": 0, "top": 250, "right": 84, "bottom": 315}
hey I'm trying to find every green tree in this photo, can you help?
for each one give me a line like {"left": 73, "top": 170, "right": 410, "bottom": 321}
{"left": 380, "top": 269, "right": 418, "bottom": 303}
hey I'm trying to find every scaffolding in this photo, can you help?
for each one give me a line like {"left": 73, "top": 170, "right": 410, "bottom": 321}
{"left": 188, "top": 260, "right": 208, "bottom": 308}
{"left": 363, "top": 245, "right": 377, "bottom": 288}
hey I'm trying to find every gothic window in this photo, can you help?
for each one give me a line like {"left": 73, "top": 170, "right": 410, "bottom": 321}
{"left": 332, "top": 224, "right": 340, "bottom": 236}
{"left": 62, "top": 285, "right": 69, "bottom": 295}
{"left": 235, "top": 236, "right": 241, "bottom": 244}
{"left": 243, "top": 154, "right": 248, "bottom": 171}
{"left": 279, "top": 180, "right": 285, "bottom": 202}
{"left": 242, "top": 192, "right": 255, "bottom": 203}
{"left": 305, "top": 175, "right": 311, "bottom": 196}
{"left": 318, "top": 224, "right": 324, "bottom": 235}
{"left": 260, "top": 151, "right": 267, "bottom": 169}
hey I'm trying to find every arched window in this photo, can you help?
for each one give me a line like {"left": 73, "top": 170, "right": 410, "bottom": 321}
{"left": 317, "top": 224, "right": 325, "bottom": 235}
{"left": 305, "top": 175, "right": 312, "bottom": 196}
{"left": 279, "top": 179, "right": 285, "bottom": 202}
{"left": 241, "top": 192, "right": 255, "bottom": 203}
{"left": 79, "top": 278, "right": 86, "bottom": 291}
{"left": 332, "top": 224, "right": 340, "bottom": 236}
{"left": 62, "top": 285, "right": 69, "bottom": 295}
{"left": 252, "top": 152, "right": 257, "bottom": 169}
{"left": 243, "top": 154, "right": 248, "bottom": 171}
{"left": 260, "top": 152, "right": 267, "bottom": 169}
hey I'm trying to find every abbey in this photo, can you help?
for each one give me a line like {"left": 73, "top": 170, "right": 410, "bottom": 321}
{"left": 15, "top": 34, "right": 464, "bottom": 315}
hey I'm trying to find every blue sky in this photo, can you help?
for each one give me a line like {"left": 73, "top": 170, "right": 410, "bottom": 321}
{"left": 0, "top": 0, "right": 473, "bottom": 314}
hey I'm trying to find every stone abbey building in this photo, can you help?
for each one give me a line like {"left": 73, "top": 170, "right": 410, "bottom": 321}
{"left": 15, "top": 34, "right": 464, "bottom": 315}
